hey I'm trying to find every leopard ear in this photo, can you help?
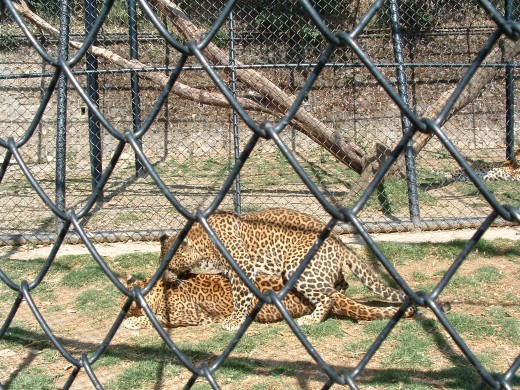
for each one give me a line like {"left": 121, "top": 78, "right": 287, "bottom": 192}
{"left": 126, "top": 274, "right": 136, "bottom": 286}
{"left": 159, "top": 234, "right": 170, "bottom": 252}
{"left": 160, "top": 234, "right": 191, "bottom": 256}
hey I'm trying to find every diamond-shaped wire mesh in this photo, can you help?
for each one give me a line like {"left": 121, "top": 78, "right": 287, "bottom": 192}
{"left": 0, "top": 0, "right": 519, "bottom": 388}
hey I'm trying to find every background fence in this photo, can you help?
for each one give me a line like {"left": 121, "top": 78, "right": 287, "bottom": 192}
{"left": 1, "top": 0, "right": 519, "bottom": 245}
{"left": 1, "top": 0, "right": 519, "bottom": 388}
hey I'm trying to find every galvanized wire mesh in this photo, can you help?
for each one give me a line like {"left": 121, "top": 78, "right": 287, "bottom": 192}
{"left": 0, "top": 0, "right": 519, "bottom": 388}
{"left": 1, "top": 0, "right": 520, "bottom": 243}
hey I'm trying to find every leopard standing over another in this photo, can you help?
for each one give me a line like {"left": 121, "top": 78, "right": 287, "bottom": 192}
{"left": 163, "top": 208, "right": 409, "bottom": 331}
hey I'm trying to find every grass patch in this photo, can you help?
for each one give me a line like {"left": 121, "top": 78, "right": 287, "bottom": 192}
{"left": 344, "top": 337, "right": 374, "bottom": 354}
{"left": 301, "top": 318, "right": 345, "bottom": 341}
{"left": 75, "top": 285, "right": 120, "bottom": 313}
{"left": 363, "top": 320, "right": 390, "bottom": 336}
{"left": 383, "top": 321, "right": 436, "bottom": 369}
{"left": 60, "top": 265, "right": 106, "bottom": 288}
{"left": 2, "top": 326, "right": 53, "bottom": 351}
{"left": 7, "top": 367, "right": 58, "bottom": 390}
{"left": 486, "top": 307, "right": 520, "bottom": 343}
{"left": 446, "top": 313, "right": 495, "bottom": 338}
{"left": 0, "top": 258, "right": 49, "bottom": 284}
{"left": 471, "top": 266, "right": 502, "bottom": 284}
{"left": 113, "top": 252, "right": 157, "bottom": 270}
{"left": 107, "top": 360, "right": 169, "bottom": 389}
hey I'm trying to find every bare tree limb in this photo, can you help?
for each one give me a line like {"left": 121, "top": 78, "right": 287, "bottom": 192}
{"left": 148, "top": 0, "right": 365, "bottom": 173}
{"left": 413, "top": 38, "right": 520, "bottom": 155}
{"left": 13, "top": 0, "right": 276, "bottom": 113}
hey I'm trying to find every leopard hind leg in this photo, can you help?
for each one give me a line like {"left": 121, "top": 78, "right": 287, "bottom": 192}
{"left": 293, "top": 282, "right": 338, "bottom": 326}
{"left": 343, "top": 257, "right": 407, "bottom": 303}
{"left": 222, "top": 273, "right": 254, "bottom": 331}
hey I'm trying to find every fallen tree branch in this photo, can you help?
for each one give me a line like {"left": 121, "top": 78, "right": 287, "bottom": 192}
{"left": 13, "top": 0, "right": 275, "bottom": 113}
{"left": 413, "top": 37, "right": 520, "bottom": 155}
{"left": 146, "top": 0, "right": 366, "bottom": 173}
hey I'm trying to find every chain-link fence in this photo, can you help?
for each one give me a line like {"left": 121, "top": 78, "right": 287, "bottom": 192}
{"left": 0, "top": 0, "right": 519, "bottom": 388}
{"left": 0, "top": 0, "right": 519, "bottom": 244}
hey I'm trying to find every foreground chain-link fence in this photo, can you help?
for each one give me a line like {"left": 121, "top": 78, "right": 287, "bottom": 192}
{"left": 0, "top": 0, "right": 519, "bottom": 388}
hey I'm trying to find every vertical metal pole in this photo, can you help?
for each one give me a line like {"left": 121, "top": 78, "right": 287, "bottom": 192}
{"left": 38, "top": 56, "right": 46, "bottom": 164}
{"left": 162, "top": 14, "right": 170, "bottom": 161}
{"left": 85, "top": 0, "right": 103, "bottom": 195}
{"left": 389, "top": 0, "right": 421, "bottom": 227}
{"left": 128, "top": 0, "right": 145, "bottom": 177}
{"left": 229, "top": 10, "right": 241, "bottom": 213}
{"left": 505, "top": 0, "right": 515, "bottom": 161}
{"left": 56, "top": 0, "right": 70, "bottom": 234}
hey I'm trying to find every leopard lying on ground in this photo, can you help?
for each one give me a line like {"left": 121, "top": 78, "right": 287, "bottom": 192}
{"left": 123, "top": 272, "right": 415, "bottom": 330}
{"left": 162, "top": 208, "right": 409, "bottom": 331}
{"left": 433, "top": 150, "right": 520, "bottom": 185}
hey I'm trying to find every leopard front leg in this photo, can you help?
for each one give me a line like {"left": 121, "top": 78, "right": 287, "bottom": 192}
{"left": 123, "top": 314, "right": 168, "bottom": 330}
{"left": 222, "top": 273, "right": 254, "bottom": 331}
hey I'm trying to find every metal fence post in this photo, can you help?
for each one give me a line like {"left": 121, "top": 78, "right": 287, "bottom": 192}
{"left": 229, "top": 9, "right": 241, "bottom": 213}
{"left": 85, "top": 0, "right": 103, "bottom": 195}
{"left": 389, "top": 0, "right": 421, "bottom": 228}
{"left": 55, "top": 0, "right": 70, "bottom": 234}
{"left": 128, "top": 0, "right": 145, "bottom": 177}
{"left": 505, "top": 0, "right": 516, "bottom": 161}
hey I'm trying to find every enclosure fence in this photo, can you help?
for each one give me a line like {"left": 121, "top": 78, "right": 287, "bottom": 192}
{"left": 0, "top": 0, "right": 519, "bottom": 388}
{"left": 1, "top": 0, "right": 520, "bottom": 244}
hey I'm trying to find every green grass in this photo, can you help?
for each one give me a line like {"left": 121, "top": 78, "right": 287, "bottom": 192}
{"left": 7, "top": 367, "right": 58, "bottom": 390}
{"left": 471, "top": 266, "right": 502, "bottom": 284}
{"left": 301, "top": 318, "right": 346, "bottom": 340}
{"left": 446, "top": 313, "right": 495, "bottom": 338}
{"left": 75, "top": 285, "right": 120, "bottom": 313}
{"left": 486, "top": 307, "right": 520, "bottom": 343}
{"left": 383, "top": 321, "right": 436, "bottom": 369}
{"left": 112, "top": 211, "right": 142, "bottom": 226}
{"left": 60, "top": 264, "right": 106, "bottom": 288}
{"left": 370, "top": 239, "right": 520, "bottom": 265}
{"left": 113, "top": 252, "right": 157, "bottom": 269}
{"left": 344, "top": 337, "right": 374, "bottom": 354}
{"left": 365, "top": 179, "right": 439, "bottom": 214}
{"left": 1, "top": 240, "right": 518, "bottom": 389}
{"left": 106, "top": 360, "right": 179, "bottom": 390}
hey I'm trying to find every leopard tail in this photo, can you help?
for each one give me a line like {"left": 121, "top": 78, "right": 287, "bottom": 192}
{"left": 330, "top": 292, "right": 415, "bottom": 321}
{"left": 342, "top": 252, "right": 407, "bottom": 303}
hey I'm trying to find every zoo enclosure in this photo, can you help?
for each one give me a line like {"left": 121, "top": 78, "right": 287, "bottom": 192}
{"left": 0, "top": 0, "right": 519, "bottom": 389}
{"left": 0, "top": 0, "right": 519, "bottom": 244}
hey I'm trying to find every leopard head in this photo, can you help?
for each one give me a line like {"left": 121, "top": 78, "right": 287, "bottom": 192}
{"left": 160, "top": 233, "right": 205, "bottom": 279}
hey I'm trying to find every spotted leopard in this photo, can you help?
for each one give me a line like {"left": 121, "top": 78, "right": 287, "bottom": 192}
{"left": 436, "top": 150, "right": 520, "bottom": 184}
{"left": 162, "top": 208, "right": 408, "bottom": 331}
{"left": 123, "top": 272, "right": 415, "bottom": 330}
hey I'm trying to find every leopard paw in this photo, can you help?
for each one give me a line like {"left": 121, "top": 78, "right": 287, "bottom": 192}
{"left": 222, "top": 317, "right": 244, "bottom": 331}
{"left": 296, "top": 315, "right": 321, "bottom": 327}
{"left": 123, "top": 317, "right": 144, "bottom": 330}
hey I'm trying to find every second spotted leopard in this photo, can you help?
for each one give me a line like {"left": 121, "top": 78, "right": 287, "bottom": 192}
{"left": 163, "top": 208, "right": 408, "bottom": 331}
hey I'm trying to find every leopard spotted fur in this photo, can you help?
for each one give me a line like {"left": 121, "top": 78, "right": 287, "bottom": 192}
{"left": 162, "top": 208, "right": 408, "bottom": 330}
{"left": 437, "top": 150, "right": 520, "bottom": 184}
{"left": 123, "top": 273, "right": 415, "bottom": 330}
